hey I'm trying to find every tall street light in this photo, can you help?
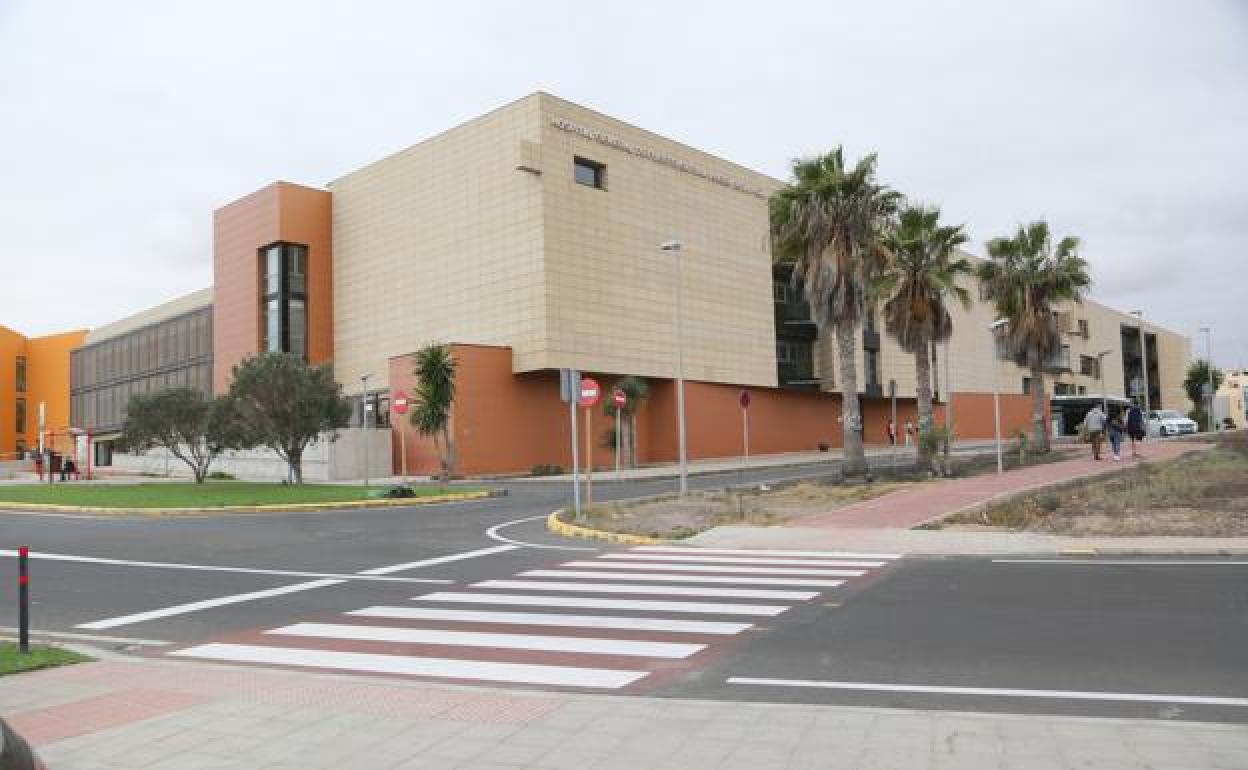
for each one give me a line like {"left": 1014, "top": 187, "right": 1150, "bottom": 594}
{"left": 1096, "top": 349, "right": 1113, "bottom": 417}
{"left": 1200, "top": 326, "right": 1216, "bottom": 432}
{"left": 988, "top": 319, "right": 1008, "bottom": 474}
{"left": 660, "top": 239, "right": 688, "bottom": 496}
{"left": 1130, "top": 311, "right": 1151, "bottom": 415}
{"left": 360, "top": 372, "right": 373, "bottom": 490}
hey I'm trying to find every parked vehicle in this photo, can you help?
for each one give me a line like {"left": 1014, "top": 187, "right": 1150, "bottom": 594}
{"left": 1147, "top": 409, "right": 1199, "bottom": 437}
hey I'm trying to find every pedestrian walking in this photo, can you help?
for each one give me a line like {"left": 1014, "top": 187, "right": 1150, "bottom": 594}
{"left": 886, "top": 419, "right": 897, "bottom": 447}
{"left": 1107, "top": 412, "right": 1124, "bottom": 462}
{"left": 1126, "top": 401, "right": 1146, "bottom": 459}
{"left": 904, "top": 420, "right": 914, "bottom": 447}
{"left": 1084, "top": 404, "right": 1106, "bottom": 461}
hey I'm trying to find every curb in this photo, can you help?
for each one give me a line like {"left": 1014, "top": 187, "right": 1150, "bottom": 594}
{"left": 546, "top": 509, "right": 670, "bottom": 545}
{"left": 0, "top": 490, "right": 491, "bottom": 516}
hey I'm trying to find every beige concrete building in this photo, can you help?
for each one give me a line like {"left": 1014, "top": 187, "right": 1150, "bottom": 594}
{"left": 67, "top": 91, "right": 1193, "bottom": 474}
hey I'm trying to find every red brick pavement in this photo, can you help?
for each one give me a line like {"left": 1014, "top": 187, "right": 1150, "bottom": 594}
{"left": 791, "top": 440, "right": 1207, "bottom": 529}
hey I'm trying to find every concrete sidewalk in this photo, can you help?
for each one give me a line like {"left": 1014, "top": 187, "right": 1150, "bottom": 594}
{"left": 8, "top": 656, "right": 1247, "bottom": 769}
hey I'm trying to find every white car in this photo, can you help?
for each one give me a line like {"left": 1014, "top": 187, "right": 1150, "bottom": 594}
{"left": 1148, "top": 409, "right": 1198, "bottom": 437}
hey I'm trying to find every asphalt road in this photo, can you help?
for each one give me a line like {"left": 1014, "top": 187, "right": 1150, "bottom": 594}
{"left": 1, "top": 460, "right": 1245, "bottom": 724}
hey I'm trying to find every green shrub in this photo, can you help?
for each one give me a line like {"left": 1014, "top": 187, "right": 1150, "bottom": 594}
{"left": 207, "top": 470, "right": 236, "bottom": 481}
{"left": 530, "top": 463, "right": 565, "bottom": 477}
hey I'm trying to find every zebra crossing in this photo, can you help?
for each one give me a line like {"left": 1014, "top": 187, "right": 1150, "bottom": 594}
{"left": 168, "top": 545, "right": 900, "bottom": 691}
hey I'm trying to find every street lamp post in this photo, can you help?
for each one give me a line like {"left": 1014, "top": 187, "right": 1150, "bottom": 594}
{"left": 1130, "top": 311, "right": 1151, "bottom": 415}
{"left": 989, "top": 319, "right": 1008, "bottom": 474}
{"left": 360, "top": 373, "right": 373, "bottom": 490}
{"left": 1096, "top": 350, "right": 1113, "bottom": 417}
{"left": 1200, "top": 326, "right": 1215, "bottom": 432}
{"left": 660, "top": 239, "right": 689, "bottom": 496}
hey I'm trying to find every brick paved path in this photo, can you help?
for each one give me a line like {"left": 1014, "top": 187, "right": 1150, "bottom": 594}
{"left": 792, "top": 439, "right": 1206, "bottom": 529}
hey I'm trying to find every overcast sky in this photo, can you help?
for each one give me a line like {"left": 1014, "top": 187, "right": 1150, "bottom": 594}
{"left": 2, "top": 1, "right": 1245, "bottom": 367}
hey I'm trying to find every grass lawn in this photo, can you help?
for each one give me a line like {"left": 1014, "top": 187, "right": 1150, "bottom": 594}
{"left": 0, "top": 481, "right": 478, "bottom": 509}
{"left": 0, "top": 643, "right": 91, "bottom": 676}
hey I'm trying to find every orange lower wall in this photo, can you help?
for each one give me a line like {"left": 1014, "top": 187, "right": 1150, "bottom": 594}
{"left": 383, "top": 345, "right": 1050, "bottom": 475}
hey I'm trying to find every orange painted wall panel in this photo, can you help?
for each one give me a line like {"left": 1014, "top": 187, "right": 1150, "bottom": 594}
{"left": 0, "top": 326, "right": 25, "bottom": 457}
{"left": 0, "top": 326, "right": 86, "bottom": 456}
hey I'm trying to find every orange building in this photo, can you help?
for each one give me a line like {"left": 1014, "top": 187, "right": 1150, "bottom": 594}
{"left": 0, "top": 325, "right": 87, "bottom": 460}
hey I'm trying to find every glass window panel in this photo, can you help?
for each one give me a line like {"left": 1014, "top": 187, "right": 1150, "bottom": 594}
{"left": 287, "top": 245, "right": 307, "bottom": 295}
{"left": 265, "top": 298, "right": 282, "bottom": 352}
{"left": 288, "top": 298, "right": 306, "bottom": 358}
{"left": 266, "top": 245, "right": 283, "bottom": 295}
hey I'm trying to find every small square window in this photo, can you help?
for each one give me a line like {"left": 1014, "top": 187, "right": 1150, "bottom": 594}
{"left": 574, "top": 157, "right": 605, "bottom": 189}
{"left": 773, "top": 282, "right": 789, "bottom": 303}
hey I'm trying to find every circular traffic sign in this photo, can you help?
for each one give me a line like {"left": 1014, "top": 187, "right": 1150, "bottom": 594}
{"left": 739, "top": 389, "right": 751, "bottom": 409}
{"left": 392, "top": 390, "right": 409, "bottom": 415}
{"left": 579, "top": 377, "right": 601, "bottom": 408}
{"left": 613, "top": 388, "right": 627, "bottom": 407}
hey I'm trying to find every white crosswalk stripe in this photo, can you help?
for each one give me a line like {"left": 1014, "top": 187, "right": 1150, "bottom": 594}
{"left": 561, "top": 560, "right": 865, "bottom": 577}
{"left": 522, "top": 569, "right": 846, "bottom": 588}
{"left": 600, "top": 553, "right": 886, "bottom": 568}
{"left": 267, "top": 622, "right": 707, "bottom": 658}
{"left": 473, "top": 579, "right": 817, "bottom": 601}
{"left": 346, "top": 607, "right": 753, "bottom": 635}
{"left": 168, "top": 545, "right": 901, "bottom": 691}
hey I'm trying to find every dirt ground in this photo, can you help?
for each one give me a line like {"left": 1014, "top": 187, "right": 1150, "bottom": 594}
{"left": 575, "top": 479, "right": 908, "bottom": 539}
{"left": 940, "top": 433, "right": 1248, "bottom": 536}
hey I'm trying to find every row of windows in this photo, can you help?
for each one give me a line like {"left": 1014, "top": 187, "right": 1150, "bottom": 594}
{"left": 71, "top": 307, "right": 212, "bottom": 390}
{"left": 71, "top": 363, "right": 213, "bottom": 433}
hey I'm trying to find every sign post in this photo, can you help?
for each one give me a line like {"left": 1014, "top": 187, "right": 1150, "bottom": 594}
{"left": 739, "top": 389, "right": 751, "bottom": 461}
{"left": 560, "top": 369, "right": 581, "bottom": 517}
{"left": 889, "top": 379, "right": 898, "bottom": 469}
{"left": 392, "top": 390, "right": 409, "bottom": 483}
{"left": 579, "top": 377, "right": 601, "bottom": 506}
{"left": 613, "top": 388, "right": 627, "bottom": 480}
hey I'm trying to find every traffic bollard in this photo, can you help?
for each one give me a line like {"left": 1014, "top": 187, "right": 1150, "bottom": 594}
{"left": 18, "top": 546, "right": 29, "bottom": 654}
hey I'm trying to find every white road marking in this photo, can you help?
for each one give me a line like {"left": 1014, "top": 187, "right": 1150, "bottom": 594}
{"left": 0, "top": 627, "right": 171, "bottom": 646}
{"left": 992, "top": 559, "right": 1248, "bottom": 566}
{"left": 268, "top": 622, "right": 706, "bottom": 659}
{"left": 636, "top": 546, "right": 901, "bottom": 560}
{"left": 172, "top": 643, "right": 647, "bottom": 689}
{"left": 474, "top": 580, "right": 816, "bottom": 601}
{"left": 523, "top": 569, "right": 845, "bottom": 588}
{"left": 0, "top": 550, "right": 454, "bottom": 584}
{"left": 484, "top": 514, "right": 600, "bottom": 551}
{"left": 77, "top": 579, "right": 346, "bottom": 630}
{"left": 72, "top": 543, "right": 518, "bottom": 630}
{"left": 416, "top": 592, "right": 790, "bottom": 616}
{"left": 359, "top": 544, "right": 519, "bottom": 575}
{"left": 601, "top": 553, "right": 885, "bottom": 568}
{"left": 725, "top": 677, "right": 1248, "bottom": 707}
{"left": 563, "top": 561, "right": 865, "bottom": 577}
{"left": 346, "top": 606, "right": 753, "bottom": 634}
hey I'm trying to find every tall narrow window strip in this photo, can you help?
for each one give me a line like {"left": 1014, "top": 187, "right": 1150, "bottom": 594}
{"left": 260, "top": 242, "right": 310, "bottom": 359}
{"left": 15, "top": 356, "right": 26, "bottom": 393}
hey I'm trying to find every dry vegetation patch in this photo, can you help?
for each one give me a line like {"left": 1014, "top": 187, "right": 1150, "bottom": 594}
{"left": 939, "top": 435, "right": 1248, "bottom": 536}
{"left": 575, "top": 479, "right": 907, "bottom": 539}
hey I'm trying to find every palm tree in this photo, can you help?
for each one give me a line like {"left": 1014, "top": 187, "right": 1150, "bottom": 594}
{"left": 604, "top": 376, "right": 650, "bottom": 467}
{"left": 771, "top": 147, "right": 901, "bottom": 476}
{"left": 877, "top": 204, "right": 972, "bottom": 471}
{"left": 1183, "top": 359, "right": 1223, "bottom": 429}
{"left": 410, "top": 344, "right": 458, "bottom": 478}
{"left": 977, "top": 221, "right": 1091, "bottom": 452}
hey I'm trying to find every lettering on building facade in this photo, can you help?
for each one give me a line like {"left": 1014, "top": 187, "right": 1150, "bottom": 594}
{"left": 550, "top": 118, "right": 766, "bottom": 199}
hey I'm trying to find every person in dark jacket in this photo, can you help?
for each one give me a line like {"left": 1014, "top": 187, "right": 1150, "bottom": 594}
{"left": 1126, "top": 401, "right": 1146, "bottom": 459}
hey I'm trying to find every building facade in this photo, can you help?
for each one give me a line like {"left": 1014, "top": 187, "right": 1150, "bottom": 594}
{"left": 64, "top": 92, "right": 1192, "bottom": 476}
{"left": 0, "top": 325, "right": 87, "bottom": 460}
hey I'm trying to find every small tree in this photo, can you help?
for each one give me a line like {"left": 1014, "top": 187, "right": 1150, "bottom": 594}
{"left": 1183, "top": 359, "right": 1224, "bottom": 430}
{"left": 227, "top": 353, "right": 352, "bottom": 483}
{"left": 604, "top": 376, "right": 649, "bottom": 467}
{"left": 120, "top": 388, "right": 247, "bottom": 483}
{"left": 411, "top": 344, "right": 458, "bottom": 479}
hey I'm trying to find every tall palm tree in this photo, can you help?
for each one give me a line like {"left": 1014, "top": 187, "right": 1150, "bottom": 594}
{"left": 604, "top": 376, "right": 650, "bottom": 467}
{"left": 771, "top": 147, "right": 901, "bottom": 476}
{"left": 977, "top": 221, "right": 1091, "bottom": 451}
{"left": 411, "top": 344, "right": 458, "bottom": 478}
{"left": 877, "top": 204, "right": 972, "bottom": 470}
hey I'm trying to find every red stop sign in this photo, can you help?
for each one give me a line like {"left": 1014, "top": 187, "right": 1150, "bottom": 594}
{"left": 739, "top": 389, "right": 751, "bottom": 409}
{"left": 392, "top": 390, "right": 409, "bottom": 415}
{"left": 613, "top": 388, "right": 627, "bottom": 407}
{"left": 579, "top": 377, "right": 601, "bottom": 407}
